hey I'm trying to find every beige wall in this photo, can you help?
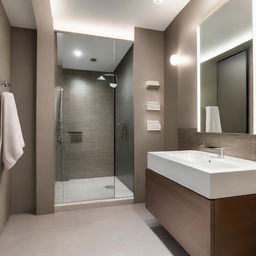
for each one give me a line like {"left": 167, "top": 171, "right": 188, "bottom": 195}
{"left": 0, "top": 1, "right": 11, "bottom": 234}
{"left": 10, "top": 27, "right": 37, "bottom": 214}
{"left": 164, "top": 20, "right": 179, "bottom": 150}
{"left": 32, "top": 0, "right": 55, "bottom": 215}
{"left": 133, "top": 27, "right": 165, "bottom": 202}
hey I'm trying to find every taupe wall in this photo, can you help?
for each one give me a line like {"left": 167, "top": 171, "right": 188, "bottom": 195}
{"left": 32, "top": 0, "right": 55, "bottom": 215}
{"left": 10, "top": 27, "right": 37, "bottom": 214}
{"left": 0, "top": 1, "right": 11, "bottom": 233}
{"left": 164, "top": 0, "right": 256, "bottom": 158}
{"left": 133, "top": 27, "right": 165, "bottom": 202}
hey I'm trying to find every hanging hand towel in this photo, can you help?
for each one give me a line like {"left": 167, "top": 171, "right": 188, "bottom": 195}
{"left": 0, "top": 92, "right": 25, "bottom": 170}
{"left": 205, "top": 106, "right": 222, "bottom": 133}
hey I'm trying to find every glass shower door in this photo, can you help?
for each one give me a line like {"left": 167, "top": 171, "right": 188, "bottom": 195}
{"left": 55, "top": 33, "right": 115, "bottom": 204}
{"left": 56, "top": 71, "right": 115, "bottom": 204}
{"left": 55, "top": 32, "right": 134, "bottom": 204}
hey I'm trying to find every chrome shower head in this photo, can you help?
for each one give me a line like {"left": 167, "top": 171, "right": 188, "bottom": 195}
{"left": 97, "top": 75, "right": 106, "bottom": 81}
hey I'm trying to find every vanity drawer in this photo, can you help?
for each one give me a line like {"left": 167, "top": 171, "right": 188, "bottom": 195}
{"left": 145, "top": 169, "right": 214, "bottom": 256}
{"left": 146, "top": 169, "right": 256, "bottom": 256}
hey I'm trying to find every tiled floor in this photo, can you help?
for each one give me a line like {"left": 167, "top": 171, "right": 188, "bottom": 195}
{"left": 0, "top": 204, "right": 189, "bottom": 256}
{"left": 55, "top": 176, "right": 134, "bottom": 204}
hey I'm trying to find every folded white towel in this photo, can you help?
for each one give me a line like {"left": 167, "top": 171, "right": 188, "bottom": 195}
{"left": 205, "top": 106, "right": 222, "bottom": 133}
{"left": 0, "top": 92, "right": 25, "bottom": 170}
{"left": 147, "top": 120, "right": 161, "bottom": 131}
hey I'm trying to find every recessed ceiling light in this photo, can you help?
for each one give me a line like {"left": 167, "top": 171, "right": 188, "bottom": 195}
{"left": 153, "top": 0, "right": 164, "bottom": 5}
{"left": 73, "top": 50, "right": 82, "bottom": 57}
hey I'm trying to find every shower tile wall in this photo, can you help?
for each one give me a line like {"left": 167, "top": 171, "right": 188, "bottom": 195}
{"left": 59, "top": 69, "right": 114, "bottom": 180}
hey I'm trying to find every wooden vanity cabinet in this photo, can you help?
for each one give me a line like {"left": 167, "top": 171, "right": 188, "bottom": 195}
{"left": 145, "top": 169, "right": 256, "bottom": 256}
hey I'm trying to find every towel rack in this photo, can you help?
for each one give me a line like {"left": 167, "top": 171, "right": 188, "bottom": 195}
{"left": 0, "top": 81, "right": 10, "bottom": 87}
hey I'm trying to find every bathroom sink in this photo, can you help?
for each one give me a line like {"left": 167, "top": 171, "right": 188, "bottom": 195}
{"left": 147, "top": 150, "right": 256, "bottom": 199}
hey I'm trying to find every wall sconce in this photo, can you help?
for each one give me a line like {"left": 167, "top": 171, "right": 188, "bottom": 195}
{"left": 170, "top": 54, "right": 181, "bottom": 66}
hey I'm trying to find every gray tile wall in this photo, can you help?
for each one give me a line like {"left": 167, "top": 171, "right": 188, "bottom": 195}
{"left": 58, "top": 69, "right": 114, "bottom": 180}
{"left": 178, "top": 128, "right": 256, "bottom": 161}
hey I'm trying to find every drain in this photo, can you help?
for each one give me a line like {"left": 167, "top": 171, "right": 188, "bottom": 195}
{"left": 105, "top": 185, "right": 114, "bottom": 189}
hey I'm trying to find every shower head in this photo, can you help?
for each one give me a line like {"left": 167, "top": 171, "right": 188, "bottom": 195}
{"left": 97, "top": 74, "right": 118, "bottom": 88}
{"left": 110, "top": 83, "right": 118, "bottom": 88}
{"left": 97, "top": 74, "right": 114, "bottom": 81}
{"left": 97, "top": 75, "right": 106, "bottom": 81}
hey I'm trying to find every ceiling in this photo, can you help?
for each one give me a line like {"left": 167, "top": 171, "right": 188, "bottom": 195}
{"left": 1, "top": 0, "right": 36, "bottom": 29}
{"left": 57, "top": 32, "right": 133, "bottom": 72}
{"left": 1, "top": 0, "right": 190, "bottom": 40}
{"left": 51, "top": 0, "right": 190, "bottom": 40}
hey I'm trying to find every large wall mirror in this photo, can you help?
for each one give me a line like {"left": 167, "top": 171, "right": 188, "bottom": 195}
{"left": 197, "top": 0, "right": 254, "bottom": 134}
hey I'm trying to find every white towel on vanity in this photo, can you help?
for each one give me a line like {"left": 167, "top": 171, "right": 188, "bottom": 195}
{"left": 0, "top": 92, "right": 25, "bottom": 170}
{"left": 205, "top": 106, "right": 222, "bottom": 133}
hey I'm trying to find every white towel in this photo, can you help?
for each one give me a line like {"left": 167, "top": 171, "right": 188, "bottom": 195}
{"left": 205, "top": 106, "right": 222, "bottom": 133}
{"left": 0, "top": 92, "right": 25, "bottom": 170}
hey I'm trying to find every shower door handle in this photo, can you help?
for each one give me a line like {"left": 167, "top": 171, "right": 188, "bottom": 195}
{"left": 57, "top": 121, "right": 63, "bottom": 143}
{"left": 121, "top": 124, "right": 127, "bottom": 139}
{"left": 116, "top": 123, "right": 127, "bottom": 139}
{"left": 116, "top": 122, "right": 127, "bottom": 139}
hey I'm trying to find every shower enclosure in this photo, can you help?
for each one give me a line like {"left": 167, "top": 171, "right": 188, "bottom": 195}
{"left": 55, "top": 32, "right": 134, "bottom": 204}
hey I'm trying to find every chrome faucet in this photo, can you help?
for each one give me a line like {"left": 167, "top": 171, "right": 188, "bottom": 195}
{"left": 200, "top": 141, "right": 224, "bottom": 158}
{"left": 214, "top": 147, "right": 224, "bottom": 158}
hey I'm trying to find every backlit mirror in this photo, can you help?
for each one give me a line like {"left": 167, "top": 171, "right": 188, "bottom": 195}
{"left": 197, "top": 0, "right": 253, "bottom": 134}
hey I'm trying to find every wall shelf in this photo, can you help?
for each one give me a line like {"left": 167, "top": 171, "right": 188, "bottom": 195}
{"left": 145, "top": 81, "right": 160, "bottom": 89}
{"left": 146, "top": 101, "right": 161, "bottom": 111}
{"left": 147, "top": 120, "right": 161, "bottom": 131}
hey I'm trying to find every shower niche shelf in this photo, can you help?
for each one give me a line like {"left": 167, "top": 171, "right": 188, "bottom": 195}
{"left": 68, "top": 131, "right": 83, "bottom": 143}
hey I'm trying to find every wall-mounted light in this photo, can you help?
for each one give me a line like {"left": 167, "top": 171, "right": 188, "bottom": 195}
{"left": 170, "top": 54, "right": 181, "bottom": 66}
{"left": 73, "top": 50, "right": 82, "bottom": 58}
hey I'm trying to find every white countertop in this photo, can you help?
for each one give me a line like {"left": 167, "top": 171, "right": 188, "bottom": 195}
{"left": 147, "top": 150, "right": 256, "bottom": 199}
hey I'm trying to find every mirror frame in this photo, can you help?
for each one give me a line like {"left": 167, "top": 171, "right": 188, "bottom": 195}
{"left": 196, "top": 0, "right": 256, "bottom": 134}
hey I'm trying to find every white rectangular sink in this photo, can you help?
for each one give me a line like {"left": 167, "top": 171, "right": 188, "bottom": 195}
{"left": 147, "top": 150, "right": 256, "bottom": 199}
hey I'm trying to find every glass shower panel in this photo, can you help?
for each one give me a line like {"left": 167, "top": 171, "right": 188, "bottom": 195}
{"left": 61, "top": 71, "right": 115, "bottom": 203}
{"left": 55, "top": 33, "right": 115, "bottom": 204}
{"left": 55, "top": 32, "right": 134, "bottom": 204}
{"left": 114, "top": 40, "right": 134, "bottom": 198}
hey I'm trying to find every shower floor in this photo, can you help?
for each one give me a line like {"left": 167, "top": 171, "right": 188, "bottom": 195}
{"left": 55, "top": 176, "right": 133, "bottom": 204}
